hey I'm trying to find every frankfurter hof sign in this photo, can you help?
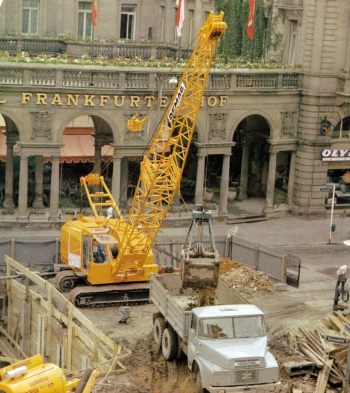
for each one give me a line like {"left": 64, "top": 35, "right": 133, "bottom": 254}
{"left": 321, "top": 149, "right": 350, "bottom": 161}
{"left": 0, "top": 92, "right": 228, "bottom": 108}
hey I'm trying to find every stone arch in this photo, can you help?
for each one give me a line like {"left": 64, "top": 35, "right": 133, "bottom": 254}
{"left": 230, "top": 113, "right": 272, "bottom": 202}
{"left": 55, "top": 109, "right": 117, "bottom": 142}
{"left": 229, "top": 110, "right": 277, "bottom": 141}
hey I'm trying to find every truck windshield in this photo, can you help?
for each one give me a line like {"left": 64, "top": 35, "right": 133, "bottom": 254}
{"left": 199, "top": 316, "right": 265, "bottom": 339}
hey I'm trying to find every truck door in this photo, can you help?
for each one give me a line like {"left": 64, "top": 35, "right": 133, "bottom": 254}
{"left": 67, "top": 227, "right": 82, "bottom": 269}
{"left": 187, "top": 315, "right": 199, "bottom": 365}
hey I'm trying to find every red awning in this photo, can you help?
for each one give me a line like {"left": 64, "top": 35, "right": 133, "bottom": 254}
{"left": 0, "top": 129, "right": 113, "bottom": 163}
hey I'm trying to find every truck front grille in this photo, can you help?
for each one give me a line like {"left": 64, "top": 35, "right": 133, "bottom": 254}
{"left": 234, "top": 369, "right": 260, "bottom": 385}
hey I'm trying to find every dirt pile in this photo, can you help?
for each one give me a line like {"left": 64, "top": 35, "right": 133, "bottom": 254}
{"left": 219, "top": 258, "right": 275, "bottom": 296}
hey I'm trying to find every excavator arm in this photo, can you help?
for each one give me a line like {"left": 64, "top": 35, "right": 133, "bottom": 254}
{"left": 111, "top": 11, "right": 227, "bottom": 275}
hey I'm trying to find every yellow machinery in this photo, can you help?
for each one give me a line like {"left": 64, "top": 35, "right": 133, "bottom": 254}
{"left": 55, "top": 12, "right": 227, "bottom": 306}
{"left": 0, "top": 354, "right": 98, "bottom": 393}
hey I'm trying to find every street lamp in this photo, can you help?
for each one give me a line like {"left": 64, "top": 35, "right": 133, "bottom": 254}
{"left": 328, "top": 183, "right": 336, "bottom": 244}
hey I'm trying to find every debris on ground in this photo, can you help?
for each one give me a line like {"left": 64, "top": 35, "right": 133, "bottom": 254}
{"left": 219, "top": 258, "right": 275, "bottom": 296}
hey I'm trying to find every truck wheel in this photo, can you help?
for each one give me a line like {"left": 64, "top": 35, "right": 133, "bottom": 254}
{"left": 195, "top": 371, "right": 203, "bottom": 393}
{"left": 176, "top": 335, "right": 186, "bottom": 361}
{"left": 153, "top": 317, "right": 166, "bottom": 345}
{"left": 161, "top": 327, "right": 178, "bottom": 361}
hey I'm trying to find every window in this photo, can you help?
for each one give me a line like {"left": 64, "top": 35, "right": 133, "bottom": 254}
{"left": 288, "top": 20, "right": 298, "bottom": 65}
{"left": 160, "top": 6, "right": 165, "bottom": 41}
{"left": 78, "top": 1, "right": 92, "bottom": 39}
{"left": 22, "top": 0, "right": 39, "bottom": 34}
{"left": 188, "top": 10, "right": 194, "bottom": 47}
{"left": 120, "top": 6, "right": 136, "bottom": 40}
{"left": 198, "top": 316, "right": 265, "bottom": 339}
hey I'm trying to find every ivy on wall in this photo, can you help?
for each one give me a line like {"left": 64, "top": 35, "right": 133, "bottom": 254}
{"left": 215, "top": 0, "right": 275, "bottom": 61}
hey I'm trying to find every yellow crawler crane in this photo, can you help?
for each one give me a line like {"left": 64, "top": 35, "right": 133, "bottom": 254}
{"left": 56, "top": 11, "right": 227, "bottom": 306}
{"left": 0, "top": 354, "right": 98, "bottom": 393}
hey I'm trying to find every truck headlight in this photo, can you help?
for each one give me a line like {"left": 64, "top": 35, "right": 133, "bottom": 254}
{"left": 268, "top": 387, "right": 276, "bottom": 392}
{"left": 217, "top": 390, "right": 226, "bottom": 393}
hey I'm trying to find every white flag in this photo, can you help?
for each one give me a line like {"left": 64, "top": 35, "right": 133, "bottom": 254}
{"left": 176, "top": 0, "right": 185, "bottom": 37}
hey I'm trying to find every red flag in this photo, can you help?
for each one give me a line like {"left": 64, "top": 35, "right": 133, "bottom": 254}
{"left": 91, "top": 0, "right": 97, "bottom": 29}
{"left": 176, "top": 0, "right": 185, "bottom": 37}
{"left": 247, "top": 0, "right": 255, "bottom": 39}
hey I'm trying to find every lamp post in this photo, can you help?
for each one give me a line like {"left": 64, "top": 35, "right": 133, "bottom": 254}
{"left": 329, "top": 183, "right": 336, "bottom": 244}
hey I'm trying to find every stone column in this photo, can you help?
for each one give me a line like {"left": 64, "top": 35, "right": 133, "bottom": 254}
{"left": 238, "top": 140, "right": 250, "bottom": 200}
{"left": 17, "top": 154, "right": 28, "bottom": 221}
{"left": 3, "top": 139, "right": 15, "bottom": 209}
{"left": 120, "top": 157, "right": 129, "bottom": 203}
{"left": 94, "top": 143, "right": 102, "bottom": 174}
{"left": 287, "top": 151, "right": 296, "bottom": 205}
{"left": 218, "top": 154, "right": 231, "bottom": 216}
{"left": 112, "top": 155, "right": 122, "bottom": 203}
{"left": 266, "top": 151, "right": 277, "bottom": 208}
{"left": 49, "top": 156, "right": 60, "bottom": 221}
{"left": 32, "top": 155, "right": 44, "bottom": 208}
{"left": 195, "top": 152, "right": 206, "bottom": 205}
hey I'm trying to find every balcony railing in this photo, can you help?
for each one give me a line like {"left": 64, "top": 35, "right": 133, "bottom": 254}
{"left": 0, "top": 37, "right": 192, "bottom": 60}
{"left": 0, "top": 63, "right": 302, "bottom": 91}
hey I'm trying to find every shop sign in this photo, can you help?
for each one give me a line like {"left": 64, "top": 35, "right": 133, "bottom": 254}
{"left": 321, "top": 149, "right": 350, "bottom": 161}
{"left": 325, "top": 334, "right": 348, "bottom": 344}
{"left": 327, "top": 198, "right": 336, "bottom": 204}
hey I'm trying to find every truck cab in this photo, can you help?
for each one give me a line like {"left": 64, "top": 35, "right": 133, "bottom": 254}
{"left": 188, "top": 305, "right": 280, "bottom": 393}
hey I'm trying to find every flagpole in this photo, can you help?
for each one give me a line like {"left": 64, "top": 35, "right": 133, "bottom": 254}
{"left": 177, "top": 36, "right": 181, "bottom": 61}
{"left": 250, "top": 0, "right": 256, "bottom": 63}
{"left": 91, "top": 24, "right": 95, "bottom": 61}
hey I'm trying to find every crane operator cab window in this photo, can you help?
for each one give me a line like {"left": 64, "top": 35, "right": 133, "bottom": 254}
{"left": 92, "top": 238, "right": 107, "bottom": 263}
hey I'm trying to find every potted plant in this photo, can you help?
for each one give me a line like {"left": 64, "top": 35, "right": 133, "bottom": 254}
{"left": 228, "top": 187, "right": 237, "bottom": 201}
{"left": 204, "top": 188, "right": 214, "bottom": 201}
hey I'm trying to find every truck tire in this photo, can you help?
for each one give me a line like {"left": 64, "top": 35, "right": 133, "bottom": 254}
{"left": 176, "top": 335, "right": 186, "bottom": 361}
{"left": 195, "top": 371, "right": 203, "bottom": 393}
{"left": 153, "top": 317, "right": 166, "bottom": 345}
{"left": 161, "top": 327, "right": 178, "bottom": 361}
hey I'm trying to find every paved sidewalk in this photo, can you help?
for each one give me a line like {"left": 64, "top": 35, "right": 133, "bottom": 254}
{"left": 1, "top": 197, "right": 350, "bottom": 249}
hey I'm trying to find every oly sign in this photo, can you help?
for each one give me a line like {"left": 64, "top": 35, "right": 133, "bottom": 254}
{"left": 321, "top": 149, "right": 350, "bottom": 161}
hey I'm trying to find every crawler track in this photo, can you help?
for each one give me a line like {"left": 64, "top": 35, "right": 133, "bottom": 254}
{"left": 69, "top": 283, "right": 150, "bottom": 307}
{"left": 54, "top": 270, "right": 150, "bottom": 307}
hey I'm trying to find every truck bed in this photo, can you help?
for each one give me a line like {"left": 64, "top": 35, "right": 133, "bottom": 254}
{"left": 150, "top": 273, "right": 250, "bottom": 343}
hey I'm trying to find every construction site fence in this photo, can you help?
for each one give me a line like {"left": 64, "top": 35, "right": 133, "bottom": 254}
{"left": 0, "top": 236, "right": 298, "bottom": 285}
{"left": 151, "top": 236, "right": 297, "bottom": 285}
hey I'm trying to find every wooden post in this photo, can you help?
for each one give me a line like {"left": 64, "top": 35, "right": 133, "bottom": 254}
{"left": 67, "top": 306, "right": 74, "bottom": 370}
{"left": 344, "top": 345, "right": 350, "bottom": 393}
{"left": 45, "top": 286, "right": 52, "bottom": 359}
{"left": 22, "top": 277, "right": 31, "bottom": 355}
{"left": 6, "top": 257, "right": 11, "bottom": 338}
{"left": 93, "top": 335, "right": 99, "bottom": 363}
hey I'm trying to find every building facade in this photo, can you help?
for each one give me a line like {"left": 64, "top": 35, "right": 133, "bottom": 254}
{"left": 0, "top": 0, "right": 349, "bottom": 222}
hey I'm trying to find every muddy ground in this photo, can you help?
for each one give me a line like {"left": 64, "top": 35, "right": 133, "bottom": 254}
{"left": 75, "top": 260, "right": 341, "bottom": 393}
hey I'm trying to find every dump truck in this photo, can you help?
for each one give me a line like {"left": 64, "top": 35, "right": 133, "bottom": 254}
{"left": 0, "top": 354, "right": 98, "bottom": 393}
{"left": 150, "top": 273, "right": 281, "bottom": 393}
{"left": 150, "top": 206, "right": 281, "bottom": 393}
